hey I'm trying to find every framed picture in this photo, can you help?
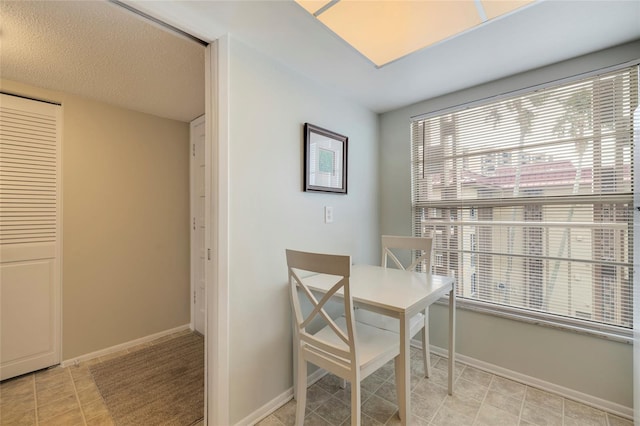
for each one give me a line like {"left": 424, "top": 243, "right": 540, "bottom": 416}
{"left": 304, "top": 123, "right": 348, "bottom": 194}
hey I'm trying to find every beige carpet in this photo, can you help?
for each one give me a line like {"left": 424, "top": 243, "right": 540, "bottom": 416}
{"left": 90, "top": 333, "right": 204, "bottom": 426}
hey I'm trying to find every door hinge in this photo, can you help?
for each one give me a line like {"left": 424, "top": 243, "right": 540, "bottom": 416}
{"left": 192, "top": 143, "right": 195, "bottom": 157}
{"left": 193, "top": 291, "right": 196, "bottom": 304}
{"left": 193, "top": 217, "right": 196, "bottom": 230}
{"left": 207, "top": 248, "right": 211, "bottom": 260}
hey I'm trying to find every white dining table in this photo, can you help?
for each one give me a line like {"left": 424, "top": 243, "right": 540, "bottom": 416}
{"left": 301, "top": 263, "right": 456, "bottom": 425}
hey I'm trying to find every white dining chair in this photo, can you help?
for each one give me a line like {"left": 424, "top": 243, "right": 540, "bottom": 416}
{"left": 354, "top": 235, "right": 433, "bottom": 378}
{"left": 286, "top": 249, "right": 401, "bottom": 426}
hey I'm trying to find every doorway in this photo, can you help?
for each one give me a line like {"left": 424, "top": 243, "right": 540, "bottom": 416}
{"left": 0, "top": 0, "right": 208, "bottom": 403}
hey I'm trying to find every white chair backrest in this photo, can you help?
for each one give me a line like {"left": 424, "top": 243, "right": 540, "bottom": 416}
{"left": 286, "top": 249, "right": 356, "bottom": 374}
{"left": 381, "top": 235, "right": 433, "bottom": 272}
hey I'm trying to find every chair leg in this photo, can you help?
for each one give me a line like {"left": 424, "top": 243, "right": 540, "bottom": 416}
{"left": 340, "top": 378, "right": 347, "bottom": 389}
{"left": 423, "top": 307, "right": 431, "bottom": 378}
{"left": 351, "top": 380, "right": 361, "bottom": 426}
{"left": 295, "top": 355, "right": 307, "bottom": 426}
{"left": 292, "top": 339, "right": 298, "bottom": 400}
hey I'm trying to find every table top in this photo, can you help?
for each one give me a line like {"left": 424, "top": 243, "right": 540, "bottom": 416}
{"left": 301, "top": 264, "right": 455, "bottom": 317}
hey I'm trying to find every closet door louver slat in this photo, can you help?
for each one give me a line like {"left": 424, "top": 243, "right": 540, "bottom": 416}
{"left": 0, "top": 102, "right": 58, "bottom": 246}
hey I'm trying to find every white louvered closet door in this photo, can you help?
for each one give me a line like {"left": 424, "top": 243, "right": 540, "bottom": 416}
{"left": 0, "top": 93, "right": 61, "bottom": 380}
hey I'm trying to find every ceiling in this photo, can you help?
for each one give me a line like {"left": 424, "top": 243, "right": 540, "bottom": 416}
{"left": 0, "top": 0, "right": 205, "bottom": 122}
{"left": 1, "top": 1, "right": 639, "bottom": 122}
{"left": 128, "top": 0, "right": 639, "bottom": 114}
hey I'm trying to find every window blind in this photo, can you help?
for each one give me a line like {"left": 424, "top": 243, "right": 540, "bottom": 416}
{"left": 411, "top": 66, "right": 638, "bottom": 332}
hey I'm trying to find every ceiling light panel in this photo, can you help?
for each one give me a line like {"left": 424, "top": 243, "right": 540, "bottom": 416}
{"left": 481, "top": 0, "right": 535, "bottom": 20}
{"left": 296, "top": 0, "right": 537, "bottom": 68}
{"left": 317, "top": 0, "right": 481, "bottom": 67}
{"left": 296, "top": 0, "right": 335, "bottom": 15}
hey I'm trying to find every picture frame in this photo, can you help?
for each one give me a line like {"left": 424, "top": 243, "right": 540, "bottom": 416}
{"left": 303, "top": 123, "right": 348, "bottom": 194}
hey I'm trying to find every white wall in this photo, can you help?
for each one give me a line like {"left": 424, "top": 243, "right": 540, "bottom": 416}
{"left": 226, "top": 38, "right": 379, "bottom": 423}
{"left": 379, "top": 40, "right": 640, "bottom": 411}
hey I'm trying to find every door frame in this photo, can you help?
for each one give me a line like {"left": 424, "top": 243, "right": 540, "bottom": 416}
{"left": 189, "top": 114, "right": 206, "bottom": 335}
{"left": 205, "top": 37, "right": 230, "bottom": 426}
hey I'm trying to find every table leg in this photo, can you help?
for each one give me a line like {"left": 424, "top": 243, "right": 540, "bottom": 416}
{"left": 448, "top": 284, "right": 456, "bottom": 395}
{"left": 397, "top": 312, "right": 410, "bottom": 425}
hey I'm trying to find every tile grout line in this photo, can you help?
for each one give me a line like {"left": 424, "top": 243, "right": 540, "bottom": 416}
{"left": 524, "top": 386, "right": 533, "bottom": 426}
{"left": 67, "top": 367, "right": 88, "bottom": 426}
{"left": 315, "top": 398, "right": 344, "bottom": 426}
{"left": 472, "top": 374, "right": 493, "bottom": 425}
{"left": 374, "top": 378, "right": 392, "bottom": 424}
{"left": 377, "top": 370, "right": 398, "bottom": 425}
{"left": 427, "top": 358, "right": 447, "bottom": 425}
{"left": 429, "top": 389, "right": 449, "bottom": 425}
{"left": 517, "top": 383, "right": 526, "bottom": 425}
{"left": 427, "top": 369, "right": 454, "bottom": 426}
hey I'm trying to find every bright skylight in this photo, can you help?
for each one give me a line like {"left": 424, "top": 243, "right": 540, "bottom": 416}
{"left": 296, "top": 0, "right": 535, "bottom": 67}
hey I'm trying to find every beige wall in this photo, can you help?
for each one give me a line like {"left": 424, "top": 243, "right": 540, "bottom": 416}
{"left": 1, "top": 79, "right": 191, "bottom": 359}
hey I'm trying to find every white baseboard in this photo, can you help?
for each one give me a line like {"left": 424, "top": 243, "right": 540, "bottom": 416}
{"left": 235, "top": 368, "right": 327, "bottom": 426}
{"left": 60, "top": 324, "right": 192, "bottom": 368}
{"left": 426, "top": 342, "right": 634, "bottom": 420}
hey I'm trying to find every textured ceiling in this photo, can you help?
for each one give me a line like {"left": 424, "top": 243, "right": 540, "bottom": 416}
{"left": 0, "top": 0, "right": 205, "bottom": 123}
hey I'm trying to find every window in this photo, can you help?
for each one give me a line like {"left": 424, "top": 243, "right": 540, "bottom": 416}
{"left": 411, "top": 66, "right": 638, "bottom": 336}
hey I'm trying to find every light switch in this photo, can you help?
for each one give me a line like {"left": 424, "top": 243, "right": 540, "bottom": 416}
{"left": 324, "top": 206, "right": 333, "bottom": 224}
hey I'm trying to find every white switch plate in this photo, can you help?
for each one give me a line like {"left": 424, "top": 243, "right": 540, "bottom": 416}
{"left": 324, "top": 206, "right": 333, "bottom": 223}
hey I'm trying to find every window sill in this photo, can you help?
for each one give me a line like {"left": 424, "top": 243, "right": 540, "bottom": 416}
{"left": 436, "top": 297, "right": 633, "bottom": 344}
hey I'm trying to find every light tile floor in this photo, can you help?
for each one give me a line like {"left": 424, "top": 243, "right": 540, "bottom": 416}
{"left": 258, "top": 347, "right": 633, "bottom": 426}
{"left": 0, "top": 330, "right": 204, "bottom": 426}
{"left": 1, "top": 341, "right": 632, "bottom": 426}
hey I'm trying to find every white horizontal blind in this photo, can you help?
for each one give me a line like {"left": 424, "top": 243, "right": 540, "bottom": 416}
{"left": 411, "top": 66, "right": 638, "bottom": 330}
{"left": 0, "top": 96, "right": 58, "bottom": 245}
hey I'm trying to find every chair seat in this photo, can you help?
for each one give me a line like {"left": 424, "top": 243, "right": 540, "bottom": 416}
{"left": 354, "top": 309, "right": 425, "bottom": 337}
{"left": 314, "top": 317, "right": 399, "bottom": 376}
